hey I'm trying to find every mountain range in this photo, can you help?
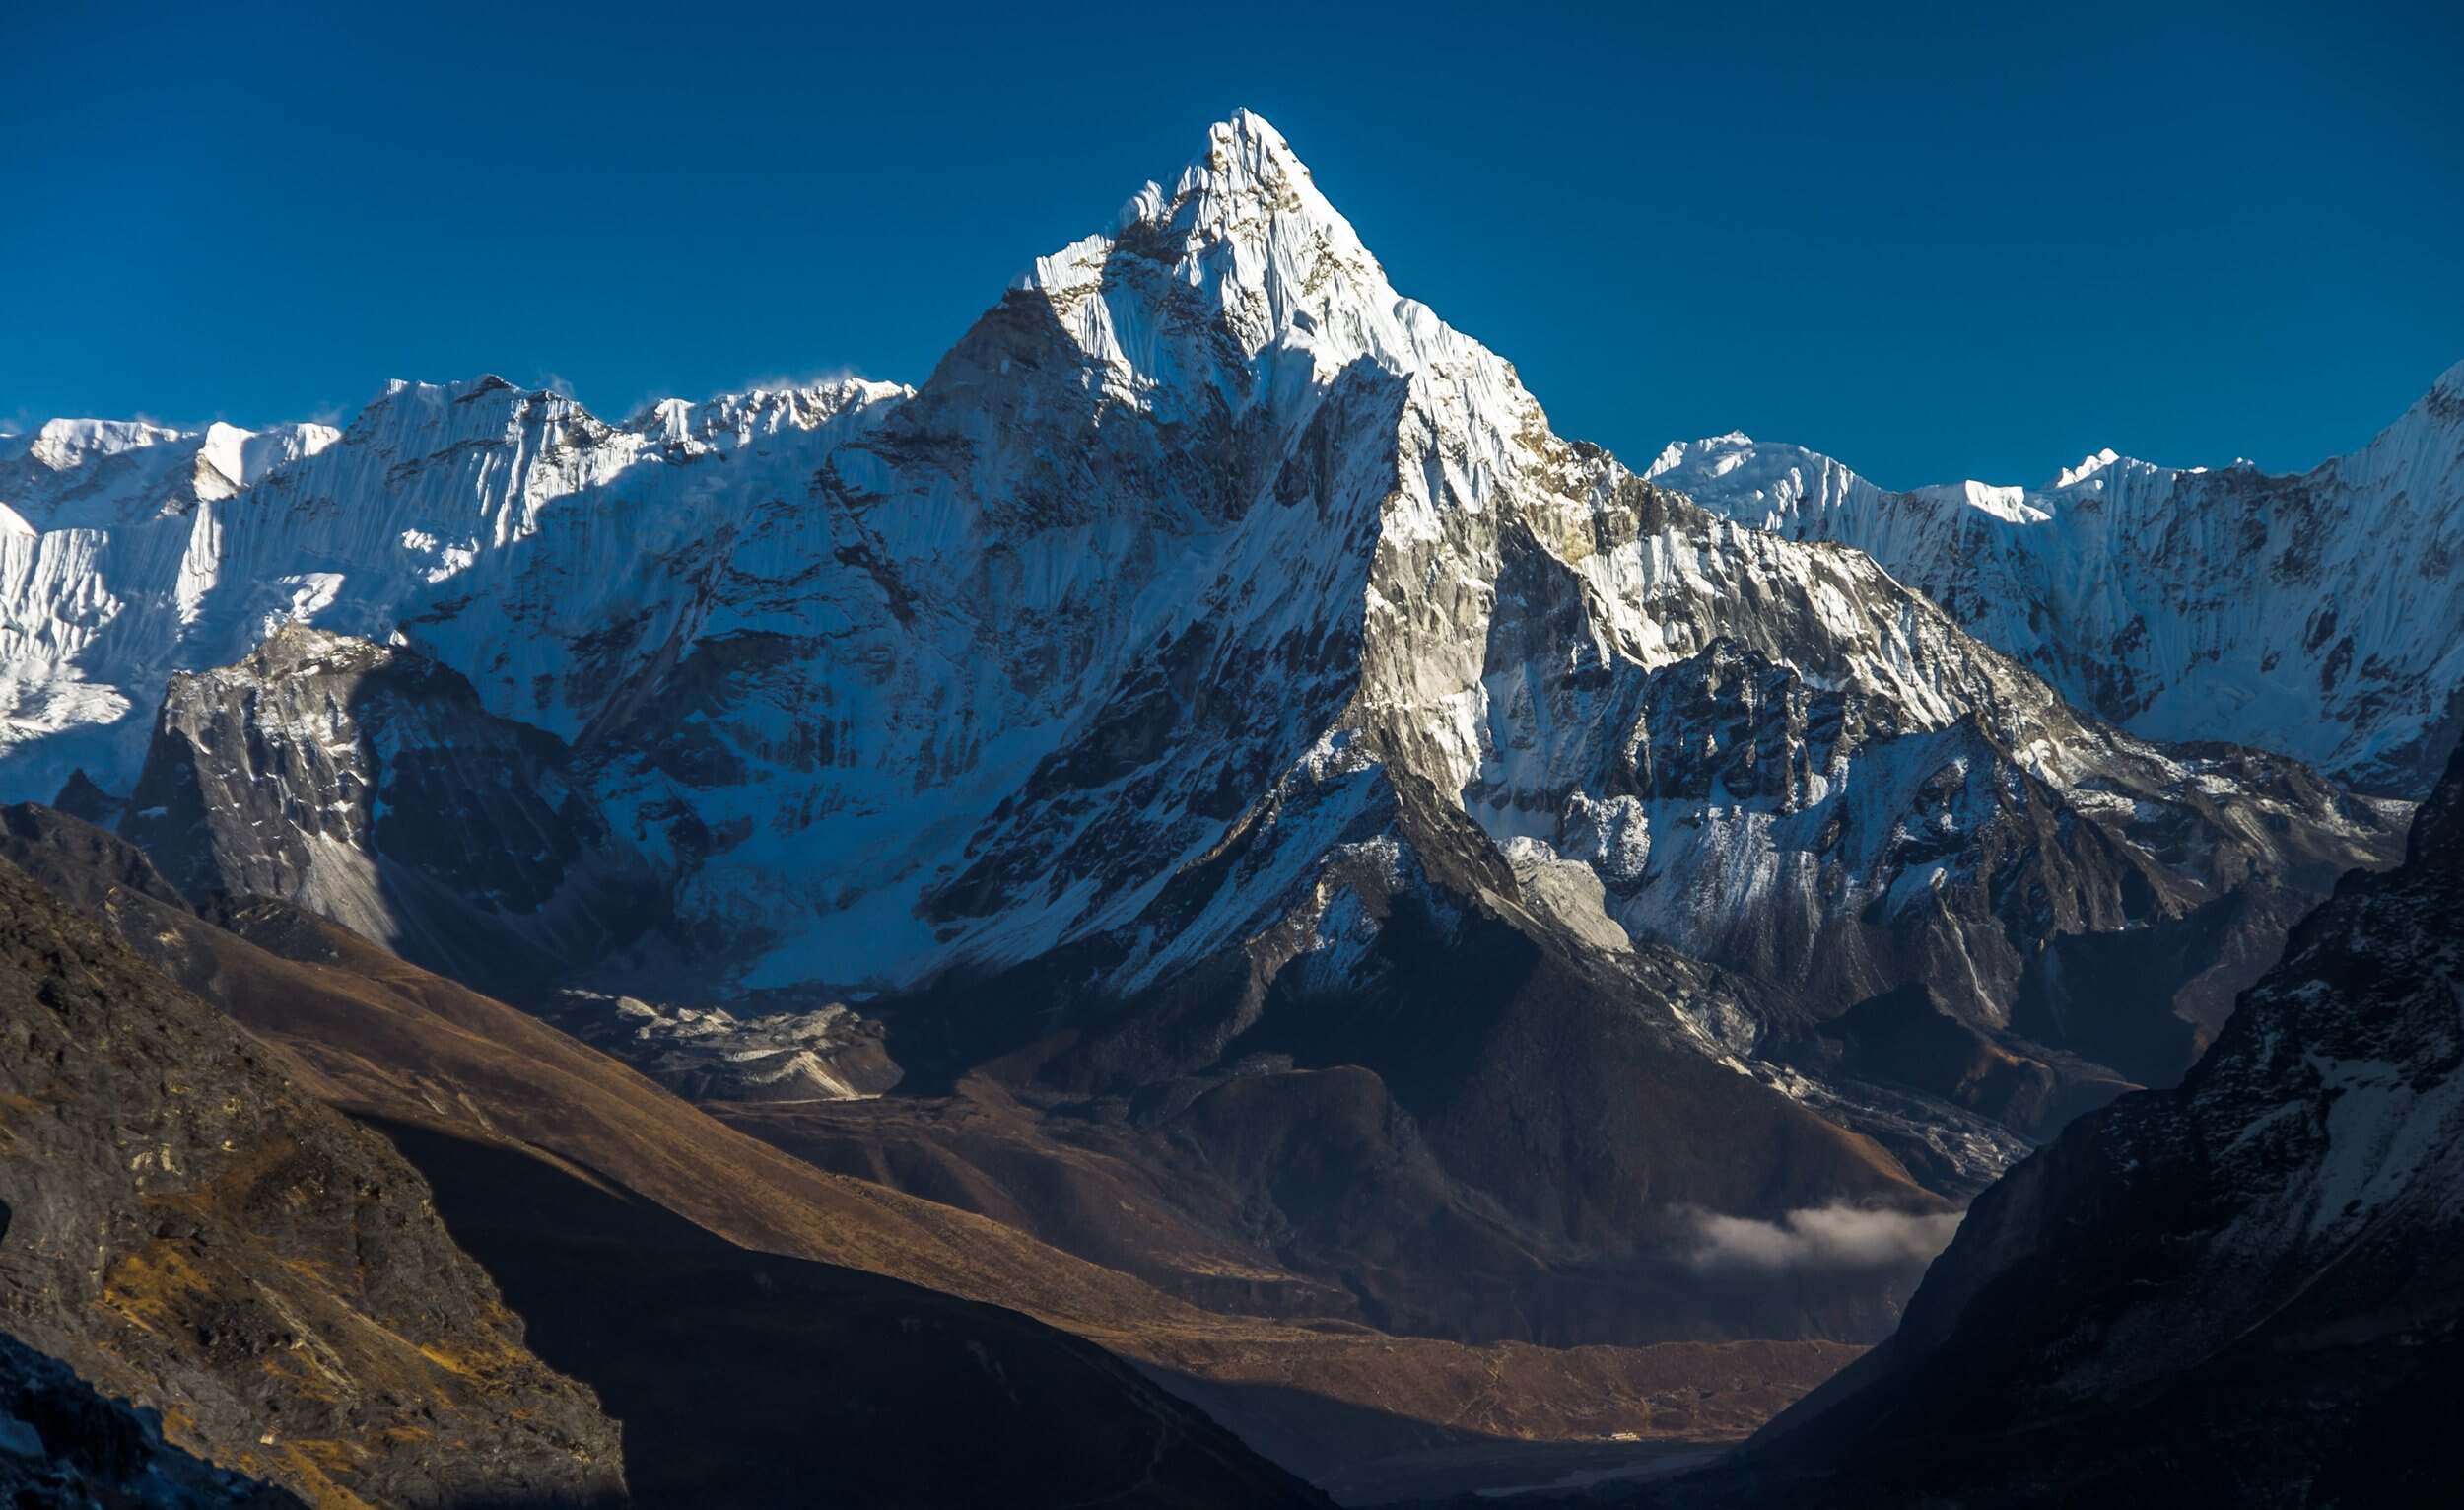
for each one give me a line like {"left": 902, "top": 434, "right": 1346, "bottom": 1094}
{"left": 1649, "top": 365, "right": 2464, "bottom": 799}
{"left": 1, "top": 111, "right": 2456, "bottom": 1505}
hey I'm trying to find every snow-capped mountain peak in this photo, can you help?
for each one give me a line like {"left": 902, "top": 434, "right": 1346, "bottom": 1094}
{"left": 1652, "top": 366, "right": 2464, "bottom": 794}
{"left": 0, "top": 114, "right": 2426, "bottom": 1306}
{"left": 0, "top": 116, "right": 2426, "bottom": 1056}
{"left": 2049, "top": 446, "right": 2122, "bottom": 488}
{"left": 19, "top": 417, "right": 187, "bottom": 472}
{"left": 1017, "top": 111, "right": 1522, "bottom": 430}
{"left": 0, "top": 414, "right": 340, "bottom": 532}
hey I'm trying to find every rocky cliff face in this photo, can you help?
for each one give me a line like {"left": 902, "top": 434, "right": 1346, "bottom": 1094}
{"left": 0, "top": 114, "right": 2430, "bottom": 1349}
{"left": 2, "top": 1329, "right": 301, "bottom": 1510}
{"left": 1649, "top": 370, "right": 2464, "bottom": 799}
{"left": 119, "top": 622, "right": 659, "bottom": 993}
{"left": 0, "top": 854, "right": 625, "bottom": 1507}
{"left": 1717, "top": 748, "right": 2464, "bottom": 1504}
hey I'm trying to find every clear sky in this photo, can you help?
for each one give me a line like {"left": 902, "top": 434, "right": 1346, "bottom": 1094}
{"left": 7, "top": 0, "right": 2459, "bottom": 488}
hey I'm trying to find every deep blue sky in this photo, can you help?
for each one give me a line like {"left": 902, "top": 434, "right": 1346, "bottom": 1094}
{"left": 7, "top": 1, "right": 2459, "bottom": 488}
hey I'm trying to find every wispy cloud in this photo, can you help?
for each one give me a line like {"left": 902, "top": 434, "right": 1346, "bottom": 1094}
{"left": 1680, "top": 1202, "right": 1963, "bottom": 1273}
{"left": 726, "top": 364, "right": 870, "bottom": 395}
{"left": 610, "top": 366, "right": 887, "bottom": 427}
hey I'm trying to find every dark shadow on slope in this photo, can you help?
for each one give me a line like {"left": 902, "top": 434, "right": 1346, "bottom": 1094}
{"left": 1132, "top": 1363, "right": 1763, "bottom": 1507}
{"left": 362, "top": 1117, "right": 1331, "bottom": 1510}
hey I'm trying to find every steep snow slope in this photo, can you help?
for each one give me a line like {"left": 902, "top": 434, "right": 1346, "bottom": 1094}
{"left": 1649, "top": 366, "right": 2464, "bottom": 797}
{"left": 8, "top": 114, "right": 2406, "bottom": 1157}
{"left": 6, "top": 112, "right": 2426, "bottom": 1357}
{"left": 0, "top": 419, "right": 338, "bottom": 790}
{"left": 0, "top": 380, "right": 900, "bottom": 802}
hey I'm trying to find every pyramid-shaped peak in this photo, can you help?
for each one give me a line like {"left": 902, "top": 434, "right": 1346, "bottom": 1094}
{"left": 1177, "top": 109, "right": 1335, "bottom": 217}
{"left": 1202, "top": 109, "right": 1303, "bottom": 169}
{"left": 1031, "top": 111, "right": 1383, "bottom": 313}
{"left": 1004, "top": 107, "right": 1526, "bottom": 418}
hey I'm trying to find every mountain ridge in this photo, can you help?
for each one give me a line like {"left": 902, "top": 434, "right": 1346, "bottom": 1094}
{"left": 0, "top": 110, "right": 2433, "bottom": 1378}
{"left": 1666, "top": 744, "right": 2464, "bottom": 1505}
{"left": 1648, "top": 357, "right": 2464, "bottom": 796}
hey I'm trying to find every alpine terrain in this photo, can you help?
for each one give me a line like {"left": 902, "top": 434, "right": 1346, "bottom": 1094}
{"left": 0, "top": 109, "right": 2457, "bottom": 1505}
{"left": 1649, "top": 367, "right": 2464, "bottom": 798}
{"left": 1668, "top": 746, "right": 2464, "bottom": 1506}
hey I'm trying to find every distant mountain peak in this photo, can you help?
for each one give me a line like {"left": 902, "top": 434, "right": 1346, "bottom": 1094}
{"left": 1653, "top": 363, "right": 2464, "bottom": 793}
{"left": 22, "top": 416, "right": 187, "bottom": 470}
{"left": 2049, "top": 446, "right": 2123, "bottom": 488}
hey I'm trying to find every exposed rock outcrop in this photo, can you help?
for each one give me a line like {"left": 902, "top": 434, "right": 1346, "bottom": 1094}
{"left": 1704, "top": 749, "right": 2464, "bottom": 1504}
{"left": 0, "top": 853, "right": 625, "bottom": 1507}
{"left": 119, "top": 622, "right": 659, "bottom": 994}
{"left": 1, "top": 1329, "right": 300, "bottom": 1510}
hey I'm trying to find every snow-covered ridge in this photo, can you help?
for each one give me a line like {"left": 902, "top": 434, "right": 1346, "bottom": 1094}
{"left": 0, "top": 112, "right": 2416, "bottom": 1087}
{"left": 0, "top": 370, "right": 910, "bottom": 799}
{"left": 1648, "top": 359, "right": 2464, "bottom": 795}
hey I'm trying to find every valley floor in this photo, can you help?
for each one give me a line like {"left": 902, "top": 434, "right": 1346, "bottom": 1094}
{"left": 1325, "top": 1439, "right": 1725, "bottom": 1505}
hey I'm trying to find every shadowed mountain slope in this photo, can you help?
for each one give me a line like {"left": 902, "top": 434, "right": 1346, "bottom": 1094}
{"left": 0, "top": 854, "right": 624, "bottom": 1508}
{"left": 1, "top": 1328, "right": 303, "bottom": 1509}
{"left": 1649, "top": 750, "right": 2464, "bottom": 1506}
{"left": 367, "top": 1119, "right": 1333, "bottom": 1509}
{"left": 0, "top": 804, "right": 1861, "bottom": 1495}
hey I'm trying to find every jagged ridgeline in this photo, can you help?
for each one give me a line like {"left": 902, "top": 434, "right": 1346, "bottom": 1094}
{"left": 1651, "top": 369, "right": 2464, "bottom": 801}
{"left": 0, "top": 111, "right": 2455, "bottom": 1479}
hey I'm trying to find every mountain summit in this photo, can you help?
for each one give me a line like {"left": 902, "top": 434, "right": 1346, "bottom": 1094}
{"left": 0, "top": 115, "right": 2437, "bottom": 1356}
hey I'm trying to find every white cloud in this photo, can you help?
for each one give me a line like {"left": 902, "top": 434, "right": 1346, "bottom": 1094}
{"left": 1681, "top": 1202, "right": 1964, "bottom": 1272}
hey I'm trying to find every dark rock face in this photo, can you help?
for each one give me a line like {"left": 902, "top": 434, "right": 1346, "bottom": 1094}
{"left": 118, "top": 622, "right": 659, "bottom": 995}
{"left": 0, "top": 854, "right": 625, "bottom": 1507}
{"left": 48, "top": 768, "right": 123, "bottom": 828}
{"left": 1709, "top": 749, "right": 2464, "bottom": 1505}
{"left": 1, "top": 1329, "right": 301, "bottom": 1509}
